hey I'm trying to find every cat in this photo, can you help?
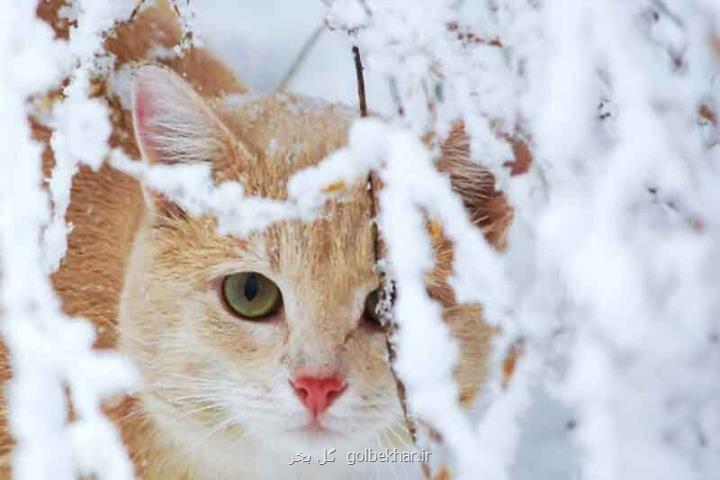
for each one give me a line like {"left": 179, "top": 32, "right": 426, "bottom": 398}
{"left": 0, "top": 1, "right": 514, "bottom": 479}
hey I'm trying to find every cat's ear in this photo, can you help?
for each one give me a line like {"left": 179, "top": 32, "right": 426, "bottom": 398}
{"left": 132, "top": 63, "right": 234, "bottom": 166}
{"left": 438, "top": 123, "right": 515, "bottom": 250}
{"left": 131, "top": 64, "right": 238, "bottom": 218}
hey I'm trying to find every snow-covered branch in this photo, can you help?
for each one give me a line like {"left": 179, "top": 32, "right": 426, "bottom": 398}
{"left": 2, "top": 1, "right": 719, "bottom": 479}
{"left": 0, "top": 2, "right": 138, "bottom": 479}
{"left": 318, "top": 0, "right": 720, "bottom": 479}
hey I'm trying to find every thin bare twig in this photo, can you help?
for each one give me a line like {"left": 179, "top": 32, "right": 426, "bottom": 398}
{"left": 170, "top": 0, "right": 195, "bottom": 51}
{"left": 352, "top": 45, "right": 368, "bottom": 117}
{"left": 128, "top": 0, "right": 147, "bottom": 22}
{"left": 388, "top": 77, "right": 405, "bottom": 117}
{"left": 278, "top": 25, "right": 325, "bottom": 91}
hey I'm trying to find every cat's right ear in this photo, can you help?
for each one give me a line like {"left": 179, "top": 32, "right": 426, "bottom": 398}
{"left": 132, "top": 63, "right": 235, "bottom": 166}
{"left": 131, "top": 64, "right": 244, "bottom": 218}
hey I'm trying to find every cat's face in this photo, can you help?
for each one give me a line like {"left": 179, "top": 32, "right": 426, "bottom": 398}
{"left": 118, "top": 65, "right": 491, "bottom": 461}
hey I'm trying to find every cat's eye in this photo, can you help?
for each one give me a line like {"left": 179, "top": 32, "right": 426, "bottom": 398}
{"left": 221, "top": 272, "right": 283, "bottom": 320}
{"left": 363, "top": 288, "right": 382, "bottom": 326}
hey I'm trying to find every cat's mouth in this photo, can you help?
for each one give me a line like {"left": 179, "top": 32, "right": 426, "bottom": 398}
{"left": 291, "top": 406, "right": 345, "bottom": 435}
{"left": 283, "top": 419, "right": 347, "bottom": 447}
{"left": 294, "top": 421, "right": 338, "bottom": 435}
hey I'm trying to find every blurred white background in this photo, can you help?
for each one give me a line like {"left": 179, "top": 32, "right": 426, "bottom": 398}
{"left": 195, "top": 0, "right": 393, "bottom": 111}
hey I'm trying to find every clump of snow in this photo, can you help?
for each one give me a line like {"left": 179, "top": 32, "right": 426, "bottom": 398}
{"left": 44, "top": 68, "right": 113, "bottom": 272}
{"left": 111, "top": 152, "right": 302, "bottom": 237}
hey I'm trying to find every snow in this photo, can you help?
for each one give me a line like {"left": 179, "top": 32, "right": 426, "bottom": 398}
{"left": 0, "top": 2, "right": 138, "bottom": 479}
{"left": 282, "top": 0, "right": 720, "bottom": 478}
{"left": 111, "top": 152, "right": 299, "bottom": 237}
{"left": 2, "top": 0, "right": 720, "bottom": 479}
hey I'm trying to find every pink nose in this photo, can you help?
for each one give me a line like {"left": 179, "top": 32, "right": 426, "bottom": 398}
{"left": 290, "top": 375, "right": 346, "bottom": 418}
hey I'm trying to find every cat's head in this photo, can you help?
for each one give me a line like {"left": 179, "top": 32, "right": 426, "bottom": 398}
{"left": 118, "top": 64, "right": 501, "bottom": 463}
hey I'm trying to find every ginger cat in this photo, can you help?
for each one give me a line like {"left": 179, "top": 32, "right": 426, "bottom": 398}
{"left": 0, "top": 2, "right": 513, "bottom": 479}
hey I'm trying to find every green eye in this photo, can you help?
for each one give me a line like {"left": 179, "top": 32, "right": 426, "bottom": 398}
{"left": 221, "top": 272, "right": 282, "bottom": 320}
{"left": 364, "top": 288, "right": 381, "bottom": 326}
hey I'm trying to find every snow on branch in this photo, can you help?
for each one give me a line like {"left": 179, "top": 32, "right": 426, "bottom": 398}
{"left": 314, "top": 0, "right": 720, "bottom": 479}
{"left": 110, "top": 152, "right": 302, "bottom": 237}
{"left": 0, "top": 2, "right": 138, "bottom": 479}
{"left": 2, "top": 0, "right": 720, "bottom": 479}
{"left": 290, "top": 118, "right": 510, "bottom": 476}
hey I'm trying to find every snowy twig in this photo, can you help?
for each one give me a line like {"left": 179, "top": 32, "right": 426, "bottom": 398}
{"left": 352, "top": 45, "right": 368, "bottom": 117}
{"left": 0, "top": 2, "right": 140, "bottom": 479}
{"left": 353, "top": 44, "right": 431, "bottom": 477}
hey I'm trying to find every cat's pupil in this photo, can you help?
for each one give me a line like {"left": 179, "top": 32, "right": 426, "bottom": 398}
{"left": 244, "top": 274, "right": 259, "bottom": 301}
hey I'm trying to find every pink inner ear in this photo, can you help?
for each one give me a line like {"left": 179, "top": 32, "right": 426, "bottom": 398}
{"left": 134, "top": 87, "right": 153, "bottom": 136}
{"left": 134, "top": 85, "right": 160, "bottom": 159}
